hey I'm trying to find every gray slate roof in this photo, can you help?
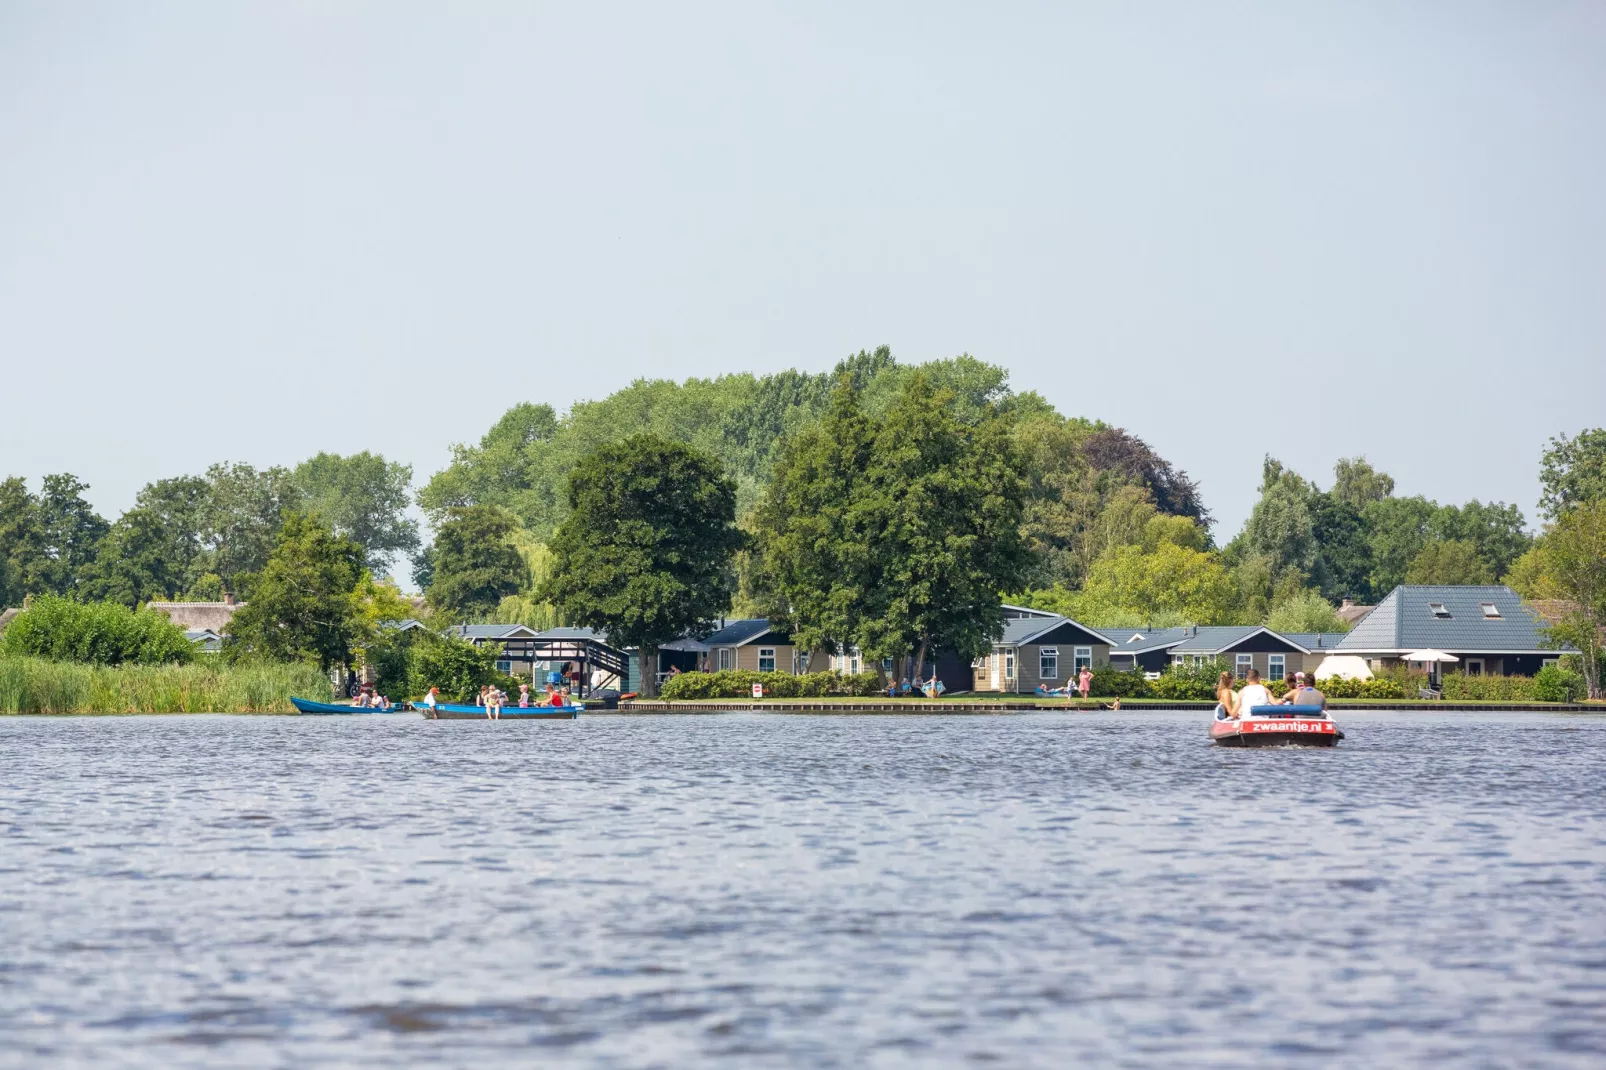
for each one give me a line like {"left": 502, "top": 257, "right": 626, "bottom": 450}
{"left": 702, "top": 619, "right": 786, "bottom": 647}
{"left": 1280, "top": 632, "right": 1349, "bottom": 652}
{"left": 452, "top": 623, "right": 539, "bottom": 640}
{"left": 1336, "top": 585, "right": 1563, "bottom": 653}
{"left": 1109, "top": 627, "right": 1191, "bottom": 653}
{"left": 997, "top": 615, "right": 1114, "bottom": 646}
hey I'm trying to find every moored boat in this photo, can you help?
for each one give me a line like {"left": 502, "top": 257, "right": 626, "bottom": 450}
{"left": 291, "top": 697, "right": 408, "bottom": 715}
{"left": 422, "top": 702, "right": 581, "bottom": 720}
{"left": 1210, "top": 704, "right": 1343, "bottom": 747}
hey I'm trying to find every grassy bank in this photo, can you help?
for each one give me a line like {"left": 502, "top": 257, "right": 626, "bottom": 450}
{"left": 0, "top": 657, "right": 332, "bottom": 715}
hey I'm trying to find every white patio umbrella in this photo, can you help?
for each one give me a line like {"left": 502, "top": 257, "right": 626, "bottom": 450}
{"left": 1313, "top": 655, "right": 1373, "bottom": 681}
{"left": 1402, "top": 650, "right": 1460, "bottom": 665}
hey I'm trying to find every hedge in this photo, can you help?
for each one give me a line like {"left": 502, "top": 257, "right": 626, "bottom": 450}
{"left": 659, "top": 670, "right": 884, "bottom": 700}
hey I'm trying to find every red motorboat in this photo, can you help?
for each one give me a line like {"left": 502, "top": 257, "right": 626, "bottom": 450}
{"left": 1210, "top": 705, "right": 1343, "bottom": 747}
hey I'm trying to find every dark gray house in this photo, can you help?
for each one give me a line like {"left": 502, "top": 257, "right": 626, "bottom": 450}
{"left": 1335, "top": 585, "right": 1567, "bottom": 676}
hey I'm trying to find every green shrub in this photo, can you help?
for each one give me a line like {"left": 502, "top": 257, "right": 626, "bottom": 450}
{"left": 1533, "top": 663, "right": 1586, "bottom": 703}
{"left": 1149, "top": 660, "right": 1226, "bottom": 701}
{"left": 1439, "top": 672, "right": 1537, "bottom": 702}
{"left": 1087, "top": 662, "right": 1150, "bottom": 698}
{"left": 658, "top": 670, "right": 882, "bottom": 700}
{"left": 0, "top": 596, "right": 195, "bottom": 666}
{"left": 0, "top": 656, "right": 328, "bottom": 713}
{"left": 1320, "top": 675, "right": 1407, "bottom": 699}
{"left": 407, "top": 634, "right": 516, "bottom": 702}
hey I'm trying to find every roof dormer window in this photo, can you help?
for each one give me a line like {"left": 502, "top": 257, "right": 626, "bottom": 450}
{"left": 1480, "top": 603, "right": 1501, "bottom": 619}
{"left": 1429, "top": 603, "right": 1451, "bottom": 619}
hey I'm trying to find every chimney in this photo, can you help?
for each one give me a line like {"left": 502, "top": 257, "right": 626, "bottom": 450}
{"left": 223, "top": 592, "right": 237, "bottom": 607}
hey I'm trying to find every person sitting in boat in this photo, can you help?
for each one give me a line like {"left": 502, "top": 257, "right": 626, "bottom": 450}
{"left": 485, "top": 686, "right": 503, "bottom": 720}
{"left": 352, "top": 689, "right": 370, "bottom": 708}
{"left": 373, "top": 694, "right": 391, "bottom": 711}
{"left": 1214, "top": 672, "right": 1239, "bottom": 720}
{"left": 547, "top": 685, "right": 566, "bottom": 708}
{"left": 420, "top": 687, "right": 439, "bottom": 712}
{"left": 518, "top": 683, "right": 530, "bottom": 708}
{"left": 1237, "top": 668, "right": 1273, "bottom": 715}
{"left": 1288, "top": 672, "right": 1327, "bottom": 711}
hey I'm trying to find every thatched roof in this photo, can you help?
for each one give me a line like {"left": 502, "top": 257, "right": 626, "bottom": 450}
{"left": 145, "top": 601, "right": 244, "bottom": 634}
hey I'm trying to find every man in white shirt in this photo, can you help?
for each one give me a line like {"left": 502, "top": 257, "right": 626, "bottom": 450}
{"left": 1237, "top": 668, "right": 1272, "bottom": 716}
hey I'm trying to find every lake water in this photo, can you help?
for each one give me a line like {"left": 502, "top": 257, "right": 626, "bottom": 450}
{"left": 2, "top": 710, "right": 1604, "bottom": 1068}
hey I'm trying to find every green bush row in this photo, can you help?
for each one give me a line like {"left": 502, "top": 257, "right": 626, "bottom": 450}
{"left": 659, "top": 670, "right": 885, "bottom": 700}
{"left": 1436, "top": 668, "right": 1584, "bottom": 703}
{"left": 0, "top": 656, "right": 331, "bottom": 714}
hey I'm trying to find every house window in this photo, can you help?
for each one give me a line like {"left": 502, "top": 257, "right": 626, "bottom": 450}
{"left": 1465, "top": 658, "right": 1484, "bottom": 676}
{"left": 971, "top": 656, "right": 987, "bottom": 669}
{"left": 1268, "top": 654, "right": 1285, "bottom": 682}
{"left": 1173, "top": 655, "right": 1184, "bottom": 666}
{"left": 1004, "top": 649, "right": 1016, "bottom": 679}
{"left": 496, "top": 659, "right": 512, "bottom": 674}
{"left": 850, "top": 656, "right": 860, "bottom": 675}
{"left": 1192, "top": 655, "right": 1211, "bottom": 668}
{"left": 1074, "top": 646, "right": 1092, "bottom": 673}
{"left": 1429, "top": 602, "right": 1451, "bottom": 618}
{"left": 1543, "top": 658, "right": 1558, "bottom": 668}
{"left": 758, "top": 648, "right": 776, "bottom": 673}
{"left": 1236, "top": 654, "right": 1252, "bottom": 680}
{"left": 1480, "top": 603, "right": 1501, "bottom": 619}
{"left": 1040, "top": 647, "right": 1059, "bottom": 679}
{"left": 718, "top": 647, "right": 734, "bottom": 671}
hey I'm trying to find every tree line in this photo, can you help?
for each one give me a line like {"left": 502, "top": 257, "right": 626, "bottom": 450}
{"left": 3, "top": 348, "right": 1602, "bottom": 698}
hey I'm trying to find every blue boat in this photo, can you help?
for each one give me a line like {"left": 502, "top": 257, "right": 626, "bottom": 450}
{"left": 421, "top": 702, "right": 581, "bottom": 720}
{"left": 290, "top": 697, "right": 407, "bottom": 715}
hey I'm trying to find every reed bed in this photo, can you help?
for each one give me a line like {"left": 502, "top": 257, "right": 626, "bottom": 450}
{"left": 0, "top": 657, "right": 332, "bottom": 715}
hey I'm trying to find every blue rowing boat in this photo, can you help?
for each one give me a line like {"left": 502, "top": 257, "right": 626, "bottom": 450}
{"left": 422, "top": 702, "right": 581, "bottom": 720}
{"left": 291, "top": 697, "right": 407, "bottom": 715}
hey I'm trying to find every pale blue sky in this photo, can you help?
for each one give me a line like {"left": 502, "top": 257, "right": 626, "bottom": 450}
{"left": 3, "top": 1, "right": 1603, "bottom": 543}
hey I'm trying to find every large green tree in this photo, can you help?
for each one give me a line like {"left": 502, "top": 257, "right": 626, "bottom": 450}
{"left": 78, "top": 507, "right": 190, "bottom": 606}
{"left": 1331, "top": 456, "right": 1395, "bottom": 511}
{"left": 758, "top": 373, "right": 1029, "bottom": 675}
{"left": 34, "top": 474, "right": 109, "bottom": 596}
{"left": 1535, "top": 500, "right": 1606, "bottom": 698}
{"left": 201, "top": 462, "right": 303, "bottom": 595}
{"left": 540, "top": 436, "right": 744, "bottom": 696}
{"left": 752, "top": 380, "right": 877, "bottom": 656}
{"left": 0, "top": 476, "right": 44, "bottom": 607}
{"left": 292, "top": 451, "right": 420, "bottom": 575}
{"left": 226, "top": 514, "right": 366, "bottom": 672}
{"left": 1539, "top": 428, "right": 1606, "bottom": 521}
{"left": 851, "top": 374, "right": 1030, "bottom": 673}
{"left": 424, "top": 505, "right": 526, "bottom": 621}
{"left": 1404, "top": 539, "right": 1494, "bottom": 585}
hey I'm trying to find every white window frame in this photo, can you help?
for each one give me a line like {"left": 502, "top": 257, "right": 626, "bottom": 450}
{"left": 1465, "top": 658, "right": 1484, "bottom": 676}
{"left": 718, "top": 647, "right": 734, "bottom": 671}
{"left": 758, "top": 647, "right": 776, "bottom": 673}
{"left": 496, "top": 659, "right": 512, "bottom": 674}
{"left": 1004, "top": 649, "right": 1016, "bottom": 680}
{"left": 1268, "top": 654, "right": 1285, "bottom": 682}
{"left": 1480, "top": 602, "right": 1501, "bottom": 619}
{"left": 1074, "top": 646, "right": 1092, "bottom": 673}
{"left": 1543, "top": 658, "right": 1558, "bottom": 668}
{"left": 1040, "top": 647, "right": 1059, "bottom": 680}
{"left": 1191, "top": 654, "right": 1211, "bottom": 668}
{"left": 1173, "top": 654, "right": 1184, "bottom": 667}
{"left": 1236, "top": 653, "right": 1252, "bottom": 680}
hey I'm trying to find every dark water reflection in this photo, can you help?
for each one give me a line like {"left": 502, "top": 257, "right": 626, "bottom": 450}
{"left": 2, "top": 711, "right": 1604, "bottom": 1067}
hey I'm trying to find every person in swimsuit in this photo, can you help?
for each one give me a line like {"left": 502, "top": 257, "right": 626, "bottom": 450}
{"left": 518, "top": 683, "right": 530, "bottom": 708}
{"left": 1215, "top": 671, "right": 1240, "bottom": 720}
{"left": 485, "top": 686, "right": 502, "bottom": 720}
{"left": 420, "top": 687, "right": 439, "bottom": 714}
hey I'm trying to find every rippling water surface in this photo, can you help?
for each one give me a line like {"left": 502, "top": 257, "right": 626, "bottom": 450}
{"left": 2, "top": 710, "right": 1605, "bottom": 1068}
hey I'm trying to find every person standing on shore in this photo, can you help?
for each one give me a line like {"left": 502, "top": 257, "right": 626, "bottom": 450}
{"left": 1077, "top": 665, "right": 1093, "bottom": 700}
